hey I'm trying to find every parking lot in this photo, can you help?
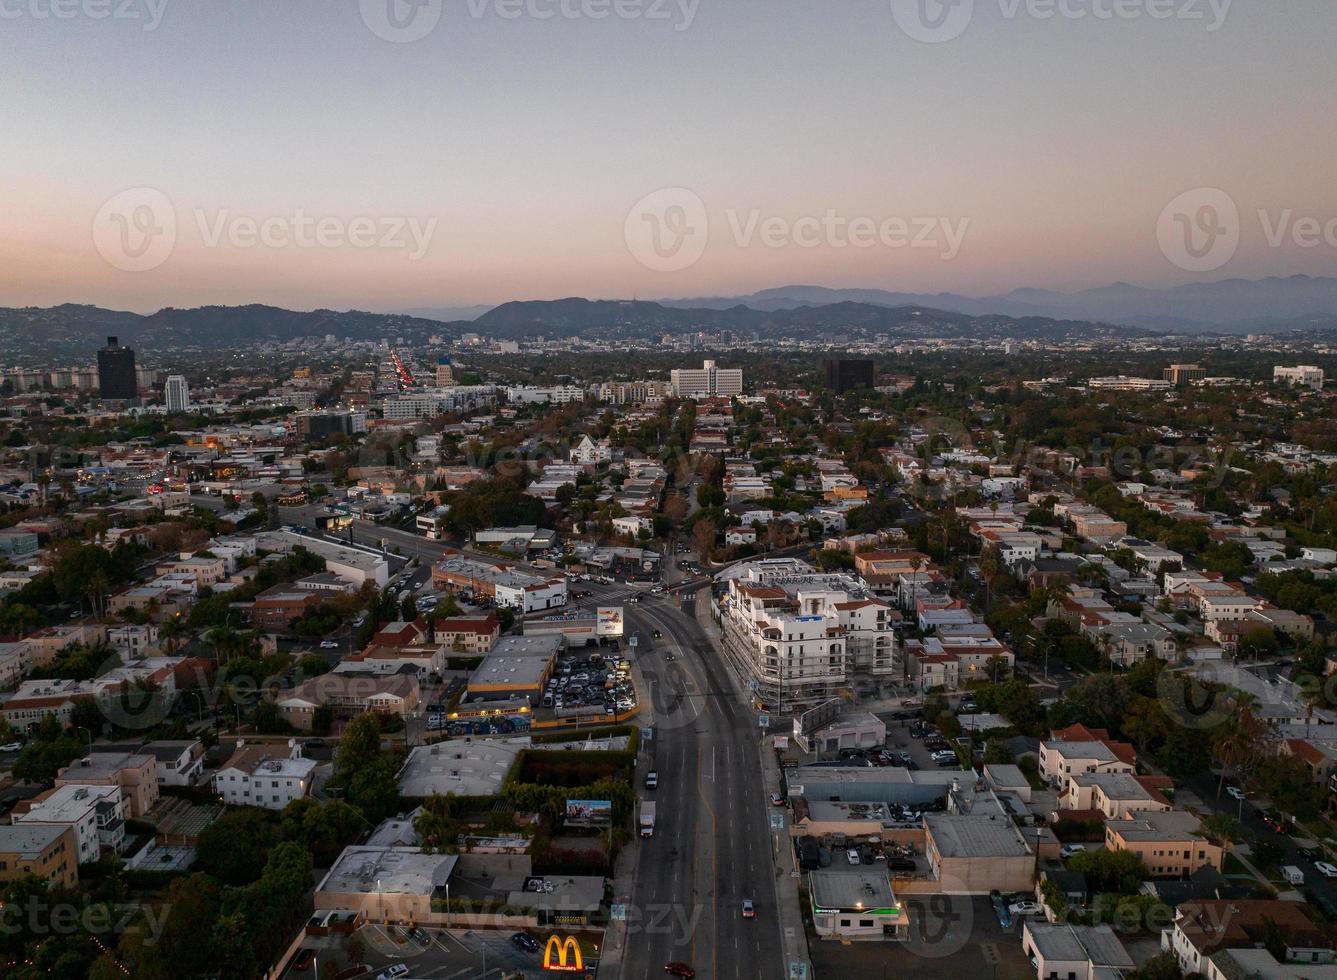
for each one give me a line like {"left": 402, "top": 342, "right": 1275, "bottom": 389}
{"left": 287, "top": 924, "right": 555, "bottom": 979}
{"left": 541, "top": 647, "right": 639, "bottom": 720}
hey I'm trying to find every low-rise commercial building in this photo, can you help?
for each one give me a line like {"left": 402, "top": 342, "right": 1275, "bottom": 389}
{"left": 808, "top": 870, "right": 907, "bottom": 942}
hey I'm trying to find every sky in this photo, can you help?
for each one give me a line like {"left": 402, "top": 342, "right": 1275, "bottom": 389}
{"left": 2, "top": 0, "right": 1335, "bottom": 314}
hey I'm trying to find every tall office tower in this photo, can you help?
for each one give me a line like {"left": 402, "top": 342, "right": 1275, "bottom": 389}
{"left": 823, "top": 359, "right": 876, "bottom": 392}
{"left": 435, "top": 358, "right": 455, "bottom": 387}
{"left": 164, "top": 375, "right": 190, "bottom": 413}
{"left": 97, "top": 336, "right": 137, "bottom": 400}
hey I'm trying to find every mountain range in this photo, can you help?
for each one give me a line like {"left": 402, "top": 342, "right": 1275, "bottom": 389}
{"left": 7, "top": 275, "right": 1337, "bottom": 354}
{"left": 659, "top": 276, "right": 1337, "bottom": 333}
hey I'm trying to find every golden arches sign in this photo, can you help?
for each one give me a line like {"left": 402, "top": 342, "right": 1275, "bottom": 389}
{"left": 543, "top": 934, "right": 584, "bottom": 972}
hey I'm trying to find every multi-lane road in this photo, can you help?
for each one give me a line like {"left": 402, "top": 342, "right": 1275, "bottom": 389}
{"left": 267, "top": 505, "right": 787, "bottom": 976}
{"left": 595, "top": 582, "right": 784, "bottom": 980}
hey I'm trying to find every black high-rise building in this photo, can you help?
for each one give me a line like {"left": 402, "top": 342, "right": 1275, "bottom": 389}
{"left": 823, "top": 358, "right": 875, "bottom": 393}
{"left": 97, "top": 336, "right": 137, "bottom": 400}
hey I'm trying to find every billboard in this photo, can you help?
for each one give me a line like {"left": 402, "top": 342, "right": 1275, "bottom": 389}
{"left": 596, "top": 606, "right": 624, "bottom": 638}
{"left": 565, "top": 799, "right": 613, "bottom": 828}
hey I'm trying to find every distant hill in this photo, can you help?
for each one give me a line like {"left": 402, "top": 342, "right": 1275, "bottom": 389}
{"left": 0, "top": 304, "right": 461, "bottom": 355}
{"left": 0, "top": 297, "right": 1149, "bottom": 354}
{"left": 666, "top": 276, "right": 1337, "bottom": 333}
{"left": 473, "top": 297, "right": 1146, "bottom": 341}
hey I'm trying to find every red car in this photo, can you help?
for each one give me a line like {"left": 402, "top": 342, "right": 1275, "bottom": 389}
{"left": 665, "top": 964, "right": 696, "bottom": 978}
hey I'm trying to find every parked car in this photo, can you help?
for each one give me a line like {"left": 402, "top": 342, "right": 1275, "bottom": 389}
{"left": 1060, "top": 844, "right": 1086, "bottom": 859}
{"left": 0, "top": 742, "right": 23, "bottom": 753}
{"left": 291, "top": 949, "right": 316, "bottom": 972}
{"left": 1009, "top": 901, "right": 1043, "bottom": 917}
{"left": 319, "top": 640, "right": 340, "bottom": 649}
{"left": 510, "top": 932, "right": 541, "bottom": 953}
{"left": 376, "top": 966, "right": 409, "bottom": 980}
{"left": 1316, "top": 862, "right": 1337, "bottom": 879}
{"left": 769, "top": 792, "right": 785, "bottom": 806}
{"left": 1225, "top": 786, "right": 1246, "bottom": 801}
{"left": 846, "top": 848, "right": 861, "bottom": 865}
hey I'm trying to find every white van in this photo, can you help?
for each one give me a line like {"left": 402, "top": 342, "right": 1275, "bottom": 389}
{"left": 1282, "top": 865, "right": 1305, "bottom": 886}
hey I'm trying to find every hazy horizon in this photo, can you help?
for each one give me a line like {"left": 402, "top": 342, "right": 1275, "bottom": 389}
{"left": 4, "top": 1, "right": 1336, "bottom": 314}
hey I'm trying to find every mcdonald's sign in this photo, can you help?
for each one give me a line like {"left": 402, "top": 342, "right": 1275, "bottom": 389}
{"left": 543, "top": 934, "right": 584, "bottom": 972}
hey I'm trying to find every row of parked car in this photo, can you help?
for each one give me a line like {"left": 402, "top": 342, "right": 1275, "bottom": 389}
{"left": 544, "top": 654, "right": 637, "bottom": 714}
{"left": 991, "top": 889, "right": 1043, "bottom": 929}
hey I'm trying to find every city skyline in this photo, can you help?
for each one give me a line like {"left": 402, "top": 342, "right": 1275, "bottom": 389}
{"left": 2, "top": 2, "right": 1336, "bottom": 314}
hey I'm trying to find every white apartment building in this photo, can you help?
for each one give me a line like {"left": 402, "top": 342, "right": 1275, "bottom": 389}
{"left": 106, "top": 624, "right": 159, "bottom": 658}
{"left": 720, "top": 564, "right": 896, "bottom": 712}
{"left": 671, "top": 360, "right": 743, "bottom": 399}
{"left": 505, "top": 385, "right": 586, "bottom": 405}
{"left": 570, "top": 435, "right": 612, "bottom": 466}
{"left": 14, "top": 784, "right": 126, "bottom": 863}
{"left": 164, "top": 375, "right": 190, "bottom": 412}
{"left": 213, "top": 742, "right": 317, "bottom": 810}
{"left": 1274, "top": 365, "right": 1325, "bottom": 390}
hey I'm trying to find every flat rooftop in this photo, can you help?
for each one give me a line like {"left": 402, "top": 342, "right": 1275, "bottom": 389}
{"left": 1026, "top": 923, "right": 1134, "bottom": 969}
{"left": 318, "top": 846, "right": 457, "bottom": 898}
{"left": 926, "top": 813, "right": 1031, "bottom": 859}
{"left": 397, "top": 738, "right": 527, "bottom": 798}
{"left": 809, "top": 869, "right": 900, "bottom": 913}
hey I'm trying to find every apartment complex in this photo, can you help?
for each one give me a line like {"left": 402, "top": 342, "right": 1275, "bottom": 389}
{"left": 720, "top": 561, "right": 897, "bottom": 711}
{"left": 671, "top": 360, "right": 743, "bottom": 399}
{"left": 1274, "top": 365, "right": 1325, "bottom": 390}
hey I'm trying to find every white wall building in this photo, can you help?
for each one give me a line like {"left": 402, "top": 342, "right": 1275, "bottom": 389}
{"left": 213, "top": 742, "right": 317, "bottom": 810}
{"left": 164, "top": 375, "right": 190, "bottom": 413}
{"left": 720, "top": 564, "right": 896, "bottom": 711}
{"left": 14, "top": 784, "right": 126, "bottom": 864}
{"left": 672, "top": 360, "right": 743, "bottom": 399}
{"left": 1274, "top": 365, "right": 1325, "bottom": 390}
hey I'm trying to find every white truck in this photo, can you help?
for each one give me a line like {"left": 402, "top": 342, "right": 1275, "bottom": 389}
{"left": 1282, "top": 865, "right": 1305, "bottom": 886}
{"left": 640, "top": 801, "right": 657, "bottom": 838}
